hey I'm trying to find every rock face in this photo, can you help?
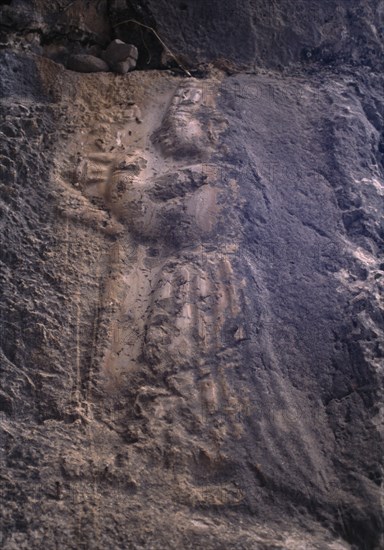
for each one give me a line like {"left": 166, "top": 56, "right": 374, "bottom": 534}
{"left": 114, "top": 0, "right": 384, "bottom": 69}
{"left": 0, "top": 1, "right": 383, "bottom": 550}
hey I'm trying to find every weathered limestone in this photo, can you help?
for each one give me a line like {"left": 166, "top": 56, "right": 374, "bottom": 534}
{"left": 1, "top": 0, "right": 383, "bottom": 547}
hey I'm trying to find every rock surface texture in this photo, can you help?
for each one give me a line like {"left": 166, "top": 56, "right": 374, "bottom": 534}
{"left": 0, "top": 1, "right": 383, "bottom": 550}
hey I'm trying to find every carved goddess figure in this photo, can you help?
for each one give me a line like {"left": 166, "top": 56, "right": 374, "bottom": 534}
{"left": 106, "top": 80, "right": 240, "bottom": 388}
{"left": 57, "top": 77, "right": 247, "bottom": 453}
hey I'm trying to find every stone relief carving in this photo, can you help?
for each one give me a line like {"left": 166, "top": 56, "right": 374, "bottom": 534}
{"left": 57, "top": 79, "right": 253, "bottom": 498}
{"left": 96, "top": 80, "right": 244, "bottom": 423}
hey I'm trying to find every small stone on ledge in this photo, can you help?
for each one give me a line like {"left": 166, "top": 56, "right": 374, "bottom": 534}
{"left": 67, "top": 54, "right": 109, "bottom": 73}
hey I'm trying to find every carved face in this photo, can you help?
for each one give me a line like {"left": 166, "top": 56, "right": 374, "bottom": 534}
{"left": 151, "top": 80, "right": 210, "bottom": 160}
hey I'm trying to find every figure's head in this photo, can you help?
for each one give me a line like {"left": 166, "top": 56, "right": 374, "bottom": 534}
{"left": 152, "top": 79, "right": 211, "bottom": 160}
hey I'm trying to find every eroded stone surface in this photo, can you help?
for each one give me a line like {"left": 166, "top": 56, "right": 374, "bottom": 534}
{"left": 0, "top": 2, "right": 383, "bottom": 550}
{"left": 111, "top": 0, "right": 384, "bottom": 70}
